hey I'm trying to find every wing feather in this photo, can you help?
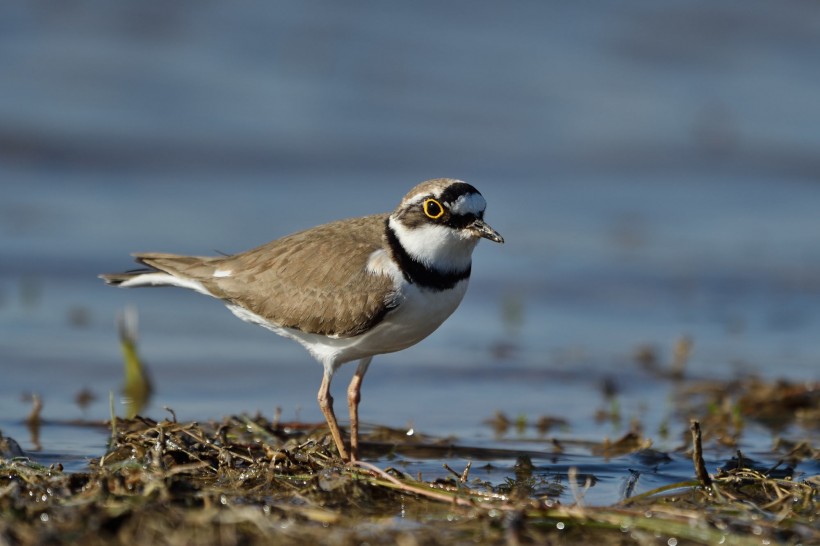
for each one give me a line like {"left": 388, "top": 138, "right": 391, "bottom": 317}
{"left": 208, "top": 214, "right": 397, "bottom": 337}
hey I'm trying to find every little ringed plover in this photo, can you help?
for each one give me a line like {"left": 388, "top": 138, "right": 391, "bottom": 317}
{"left": 101, "top": 178, "right": 503, "bottom": 461}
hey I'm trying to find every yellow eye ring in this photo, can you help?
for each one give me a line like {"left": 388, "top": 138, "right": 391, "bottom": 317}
{"left": 423, "top": 198, "right": 444, "bottom": 219}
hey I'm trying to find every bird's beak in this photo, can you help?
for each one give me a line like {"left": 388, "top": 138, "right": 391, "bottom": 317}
{"left": 470, "top": 218, "right": 504, "bottom": 243}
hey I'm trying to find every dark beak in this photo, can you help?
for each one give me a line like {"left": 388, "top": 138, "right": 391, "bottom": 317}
{"left": 470, "top": 219, "right": 504, "bottom": 243}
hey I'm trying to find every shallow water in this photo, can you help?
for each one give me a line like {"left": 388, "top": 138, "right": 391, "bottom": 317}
{"left": 2, "top": 2, "right": 819, "bottom": 503}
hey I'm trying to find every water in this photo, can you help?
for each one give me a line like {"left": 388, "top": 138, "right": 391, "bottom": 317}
{"left": 2, "top": 1, "right": 819, "bottom": 503}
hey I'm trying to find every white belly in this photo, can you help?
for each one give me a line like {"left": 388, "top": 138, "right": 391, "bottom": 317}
{"left": 333, "top": 279, "right": 469, "bottom": 362}
{"left": 227, "top": 278, "right": 469, "bottom": 372}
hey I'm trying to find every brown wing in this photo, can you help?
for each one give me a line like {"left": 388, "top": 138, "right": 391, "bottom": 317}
{"left": 204, "top": 214, "right": 397, "bottom": 337}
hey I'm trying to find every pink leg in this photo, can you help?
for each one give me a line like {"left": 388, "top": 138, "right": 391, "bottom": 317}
{"left": 317, "top": 370, "right": 349, "bottom": 461}
{"left": 346, "top": 357, "right": 372, "bottom": 462}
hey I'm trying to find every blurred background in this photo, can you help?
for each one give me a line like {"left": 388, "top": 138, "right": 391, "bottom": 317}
{"left": 1, "top": 2, "right": 819, "bottom": 460}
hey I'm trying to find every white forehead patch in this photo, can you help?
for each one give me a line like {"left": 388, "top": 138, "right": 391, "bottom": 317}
{"left": 404, "top": 192, "right": 428, "bottom": 206}
{"left": 403, "top": 179, "right": 468, "bottom": 205}
{"left": 447, "top": 192, "right": 486, "bottom": 216}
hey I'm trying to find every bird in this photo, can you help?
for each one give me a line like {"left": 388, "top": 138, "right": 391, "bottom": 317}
{"left": 100, "top": 178, "right": 503, "bottom": 461}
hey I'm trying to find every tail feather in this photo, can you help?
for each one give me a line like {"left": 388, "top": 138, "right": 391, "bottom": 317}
{"left": 100, "top": 253, "right": 221, "bottom": 296}
{"left": 100, "top": 269, "right": 154, "bottom": 286}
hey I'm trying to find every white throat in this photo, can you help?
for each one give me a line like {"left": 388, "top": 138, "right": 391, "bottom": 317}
{"left": 388, "top": 216, "right": 478, "bottom": 273}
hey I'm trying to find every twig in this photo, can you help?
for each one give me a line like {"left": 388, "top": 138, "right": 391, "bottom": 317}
{"left": 763, "top": 458, "right": 785, "bottom": 477}
{"left": 353, "top": 460, "right": 502, "bottom": 509}
{"left": 101, "top": 391, "right": 117, "bottom": 467}
{"left": 619, "top": 479, "right": 699, "bottom": 506}
{"left": 108, "top": 391, "right": 117, "bottom": 442}
{"left": 690, "top": 420, "right": 712, "bottom": 487}
{"left": 622, "top": 469, "right": 640, "bottom": 501}
{"left": 461, "top": 460, "right": 472, "bottom": 483}
{"left": 442, "top": 461, "right": 471, "bottom": 483}
{"left": 443, "top": 463, "right": 461, "bottom": 481}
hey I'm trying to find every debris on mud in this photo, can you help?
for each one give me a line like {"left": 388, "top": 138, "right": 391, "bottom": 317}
{"left": 1, "top": 394, "right": 817, "bottom": 546}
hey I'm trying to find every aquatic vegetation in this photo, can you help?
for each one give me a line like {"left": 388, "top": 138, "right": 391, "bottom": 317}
{"left": 118, "top": 307, "right": 152, "bottom": 419}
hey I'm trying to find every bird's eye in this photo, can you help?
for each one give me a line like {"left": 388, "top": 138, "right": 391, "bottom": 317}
{"left": 423, "top": 198, "right": 444, "bottom": 219}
